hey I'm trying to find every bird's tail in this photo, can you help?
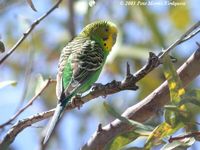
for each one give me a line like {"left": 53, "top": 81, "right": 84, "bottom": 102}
{"left": 43, "top": 99, "right": 68, "bottom": 144}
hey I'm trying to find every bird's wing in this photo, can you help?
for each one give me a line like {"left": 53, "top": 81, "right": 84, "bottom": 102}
{"left": 56, "top": 37, "right": 104, "bottom": 101}
{"left": 56, "top": 44, "right": 71, "bottom": 99}
{"left": 44, "top": 38, "right": 104, "bottom": 144}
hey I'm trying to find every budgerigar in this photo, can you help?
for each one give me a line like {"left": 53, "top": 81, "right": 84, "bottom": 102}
{"left": 43, "top": 21, "right": 118, "bottom": 144}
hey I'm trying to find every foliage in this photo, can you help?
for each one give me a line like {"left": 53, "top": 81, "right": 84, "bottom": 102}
{"left": 0, "top": 40, "right": 5, "bottom": 53}
{"left": 103, "top": 54, "right": 200, "bottom": 149}
{"left": 0, "top": 0, "right": 200, "bottom": 150}
{"left": 0, "top": 80, "right": 17, "bottom": 89}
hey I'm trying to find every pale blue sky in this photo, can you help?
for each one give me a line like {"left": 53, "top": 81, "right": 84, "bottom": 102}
{"left": 0, "top": 0, "right": 200, "bottom": 150}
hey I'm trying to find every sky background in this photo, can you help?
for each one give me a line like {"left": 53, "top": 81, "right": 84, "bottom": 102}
{"left": 0, "top": 0, "right": 200, "bottom": 149}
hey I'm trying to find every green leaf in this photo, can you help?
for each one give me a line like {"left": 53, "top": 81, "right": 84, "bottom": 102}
{"left": 169, "top": 0, "right": 190, "bottom": 30}
{"left": 161, "top": 137, "right": 195, "bottom": 150}
{"left": 164, "top": 109, "right": 179, "bottom": 128}
{"left": 105, "top": 131, "right": 140, "bottom": 150}
{"left": 179, "top": 97, "right": 200, "bottom": 107}
{"left": 164, "top": 105, "right": 183, "bottom": 127}
{"left": 163, "top": 55, "right": 185, "bottom": 104}
{"left": 145, "top": 122, "right": 183, "bottom": 149}
{"left": 164, "top": 105, "right": 179, "bottom": 111}
{"left": 104, "top": 102, "right": 153, "bottom": 150}
{"left": 105, "top": 128, "right": 151, "bottom": 150}
{"left": 0, "top": 80, "right": 17, "bottom": 89}
{"left": 34, "top": 74, "right": 48, "bottom": 95}
{"left": 0, "top": 40, "right": 5, "bottom": 53}
{"left": 179, "top": 89, "right": 200, "bottom": 107}
{"left": 26, "top": 0, "right": 37, "bottom": 12}
{"left": 162, "top": 55, "right": 186, "bottom": 127}
{"left": 103, "top": 102, "right": 153, "bottom": 131}
{"left": 188, "top": 89, "right": 200, "bottom": 98}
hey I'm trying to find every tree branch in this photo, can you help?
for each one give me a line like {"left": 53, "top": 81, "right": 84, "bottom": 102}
{"left": 0, "top": 79, "right": 54, "bottom": 128}
{"left": 0, "top": 0, "right": 63, "bottom": 65}
{"left": 159, "top": 21, "right": 200, "bottom": 59}
{"left": 0, "top": 45, "right": 199, "bottom": 149}
{"left": 81, "top": 45, "right": 200, "bottom": 150}
{"left": 0, "top": 50, "right": 160, "bottom": 149}
{"left": 169, "top": 131, "right": 200, "bottom": 143}
{"left": 0, "top": 20, "right": 200, "bottom": 148}
{"left": 68, "top": 0, "right": 75, "bottom": 38}
{"left": 0, "top": 110, "right": 53, "bottom": 150}
{"left": 81, "top": 19, "right": 200, "bottom": 102}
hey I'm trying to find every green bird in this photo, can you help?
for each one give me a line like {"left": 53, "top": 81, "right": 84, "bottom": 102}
{"left": 43, "top": 21, "right": 118, "bottom": 144}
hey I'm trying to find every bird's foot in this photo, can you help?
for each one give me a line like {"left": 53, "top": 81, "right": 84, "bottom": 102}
{"left": 71, "top": 94, "right": 84, "bottom": 110}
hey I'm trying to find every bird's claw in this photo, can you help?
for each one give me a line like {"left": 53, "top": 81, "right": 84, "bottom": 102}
{"left": 71, "top": 94, "right": 84, "bottom": 109}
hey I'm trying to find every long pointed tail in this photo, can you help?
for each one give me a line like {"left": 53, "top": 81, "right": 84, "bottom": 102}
{"left": 43, "top": 102, "right": 65, "bottom": 144}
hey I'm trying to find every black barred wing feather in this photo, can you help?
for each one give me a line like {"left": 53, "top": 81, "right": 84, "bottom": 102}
{"left": 66, "top": 39, "right": 104, "bottom": 95}
{"left": 72, "top": 40, "right": 104, "bottom": 82}
{"left": 56, "top": 44, "right": 71, "bottom": 100}
{"left": 56, "top": 37, "right": 104, "bottom": 100}
{"left": 56, "top": 37, "right": 88, "bottom": 99}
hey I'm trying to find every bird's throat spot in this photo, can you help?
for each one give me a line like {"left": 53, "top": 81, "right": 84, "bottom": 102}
{"left": 104, "top": 43, "right": 109, "bottom": 50}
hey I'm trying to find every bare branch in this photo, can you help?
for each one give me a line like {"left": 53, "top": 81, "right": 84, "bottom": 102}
{"left": 1, "top": 45, "right": 200, "bottom": 149}
{"left": 0, "top": 110, "right": 54, "bottom": 150}
{"left": 0, "top": 79, "right": 53, "bottom": 128}
{"left": 81, "top": 46, "right": 200, "bottom": 150}
{"left": 0, "top": 51, "right": 160, "bottom": 148}
{"left": 159, "top": 21, "right": 200, "bottom": 59}
{"left": 68, "top": 0, "right": 75, "bottom": 38}
{"left": 15, "top": 44, "right": 35, "bottom": 112}
{"left": 169, "top": 131, "right": 200, "bottom": 143}
{"left": 0, "top": 19, "right": 200, "bottom": 150}
{"left": 181, "top": 27, "right": 200, "bottom": 43}
{"left": 0, "top": 0, "right": 63, "bottom": 65}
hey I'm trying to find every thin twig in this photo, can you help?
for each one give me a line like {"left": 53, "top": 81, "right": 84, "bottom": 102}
{"left": 1, "top": 46, "right": 200, "bottom": 149}
{"left": 0, "top": 79, "right": 53, "bottom": 128}
{"left": 15, "top": 40, "right": 34, "bottom": 111}
{"left": 159, "top": 21, "right": 200, "bottom": 59}
{"left": 169, "top": 131, "right": 200, "bottom": 143}
{"left": 181, "top": 28, "right": 200, "bottom": 43}
{"left": 0, "top": 19, "right": 200, "bottom": 150}
{"left": 68, "top": 0, "right": 75, "bottom": 38}
{"left": 0, "top": 0, "right": 63, "bottom": 65}
{"left": 81, "top": 44, "right": 200, "bottom": 150}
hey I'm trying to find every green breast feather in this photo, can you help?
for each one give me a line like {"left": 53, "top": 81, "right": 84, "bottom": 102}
{"left": 60, "top": 36, "right": 108, "bottom": 99}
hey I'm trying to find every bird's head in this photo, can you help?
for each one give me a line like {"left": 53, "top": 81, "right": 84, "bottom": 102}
{"left": 81, "top": 21, "right": 118, "bottom": 51}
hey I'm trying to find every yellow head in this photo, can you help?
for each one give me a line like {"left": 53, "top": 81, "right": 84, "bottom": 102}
{"left": 80, "top": 21, "right": 118, "bottom": 51}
